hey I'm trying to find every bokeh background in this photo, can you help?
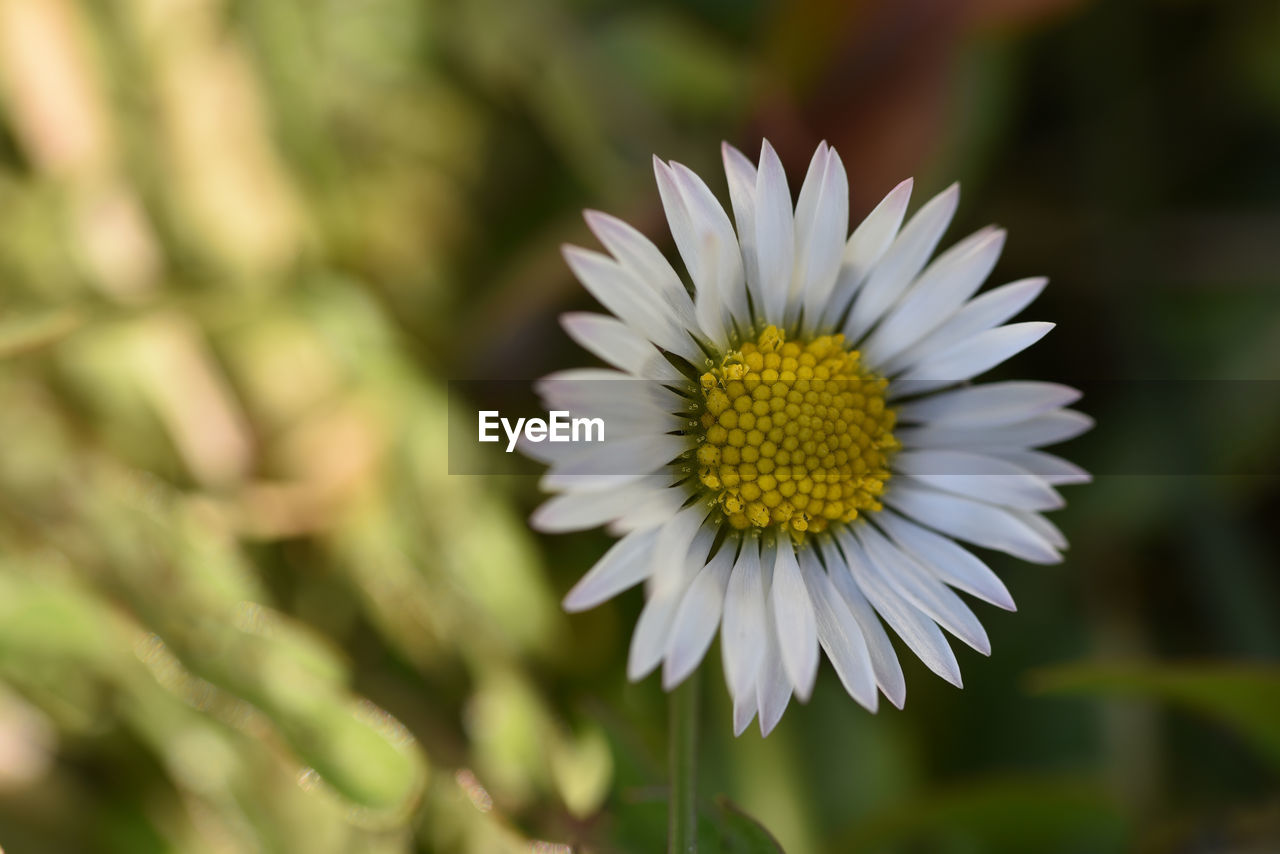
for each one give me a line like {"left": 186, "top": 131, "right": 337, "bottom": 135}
{"left": 1, "top": 0, "right": 1278, "bottom": 852}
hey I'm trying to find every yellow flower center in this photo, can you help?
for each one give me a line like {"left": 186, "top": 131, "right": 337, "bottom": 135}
{"left": 693, "top": 325, "right": 898, "bottom": 539}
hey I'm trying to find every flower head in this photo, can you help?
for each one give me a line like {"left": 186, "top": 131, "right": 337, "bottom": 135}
{"left": 529, "top": 141, "right": 1091, "bottom": 736}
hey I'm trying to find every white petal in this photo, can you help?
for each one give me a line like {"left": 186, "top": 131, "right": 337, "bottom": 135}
{"left": 535, "top": 370, "right": 678, "bottom": 437}
{"left": 771, "top": 544, "right": 819, "bottom": 700}
{"left": 733, "top": 690, "right": 757, "bottom": 737}
{"left": 843, "top": 183, "right": 960, "bottom": 343}
{"left": 754, "top": 140, "right": 795, "bottom": 324}
{"left": 756, "top": 605, "right": 793, "bottom": 736}
{"left": 792, "top": 143, "right": 829, "bottom": 249}
{"left": 626, "top": 515, "right": 713, "bottom": 680}
{"left": 663, "top": 543, "right": 736, "bottom": 689}
{"left": 533, "top": 433, "right": 687, "bottom": 476}
{"left": 721, "top": 539, "right": 767, "bottom": 702}
{"left": 797, "top": 147, "right": 850, "bottom": 330}
{"left": 885, "top": 480, "right": 1063, "bottom": 564}
{"left": 818, "top": 539, "right": 907, "bottom": 707}
{"left": 653, "top": 158, "right": 731, "bottom": 344}
{"left": 722, "top": 142, "right": 763, "bottom": 319}
{"left": 608, "top": 487, "right": 688, "bottom": 534}
{"left": 562, "top": 526, "right": 660, "bottom": 612}
{"left": 798, "top": 549, "right": 878, "bottom": 711}
{"left": 537, "top": 375, "right": 679, "bottom": 428}
{"left": 833, "top": 532, "right": 963, "bottom": 688}
{"left": 861, "top": 227, "right": 1006, "bottom": 366}
{"left": 540, "top": 470, "right": 651, "bottom": 494}
{"left": 534, "top": 368, "right": 674, "bottom": 408}
{"left": 531, "top": 477, "right": 675, "bottom": 532}
{"left": 628, "top": 593, "right": 681, "bottom": 681}
{"left": 582, "top": 210, "right": 699, "bottom": 329}
{"left": 649, "top": 504, "right": 712, "bottom": 592}
{"left": 818, "top": 178, "right": 913, "bottom": 329}
{"left": 897, "top": 409, "right": 1093, "bottom": 451}
{"left": 892, "top": 322, "right": 1055, "bottom": 396}
{"left": 562, "top": 245, "right": 700, "bottom": 361}
{"left": 559, "top": 312, "right": 684, "bottom": 382}
{"left": 881, "top": 276, "right": 1046, "bottom": 376}
{"left": 1015, "top": 509, "right": 1068, "bottom": 550}
{"left": 877, "top": 510, "right": 1016, "bottom": 611}
{"left": 893, "top": 451, "right": 1065, "bottom": 512}
{"left": 991, "top": 449, "right": 1092, "bottom": 485}
{"left": 671, "top": 161, "right": 750, "bottom": 328}
{"left": 855, "top": 525, "right": 991, "bottom": 655}
{"left": 786, "top": 143, "right": 827, "bottom": 325}
{"left": 895, "top": 381, "right": 1082, "bottom": 427}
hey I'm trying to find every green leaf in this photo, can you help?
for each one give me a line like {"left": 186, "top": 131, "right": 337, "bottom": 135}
{"left": 1032, "top": 662, "right": 1280, "bottom": 769}
{"left": 699, "top": 796, "right": 785, "bottom": 854}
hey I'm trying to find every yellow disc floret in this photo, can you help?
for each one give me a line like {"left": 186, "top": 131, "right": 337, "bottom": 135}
{"left": 694, "top": 325, "right": 898, "bottom": 539}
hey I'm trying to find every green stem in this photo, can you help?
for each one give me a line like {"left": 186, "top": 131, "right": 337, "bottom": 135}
{"left": 668, "top": 672, "right": 699, "bottom": 854}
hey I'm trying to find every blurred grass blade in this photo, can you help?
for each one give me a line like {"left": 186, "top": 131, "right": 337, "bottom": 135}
{"left": 834, "top": 778, "right": 1130, "bottom": 853}
{"left": 1033, "top": 662, "right": 1280, "bottom": 769}
{"left": 0, "top": 310, "right": 81, "bottom": 358}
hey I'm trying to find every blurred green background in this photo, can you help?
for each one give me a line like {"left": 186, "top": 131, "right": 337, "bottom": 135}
{"left": 1, "top": 0, "right": 1278, "bottom": 852}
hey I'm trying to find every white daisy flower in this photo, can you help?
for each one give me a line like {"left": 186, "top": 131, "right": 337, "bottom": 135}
{"left": 528, "top": 140, "right": 1091, "bottom": 736}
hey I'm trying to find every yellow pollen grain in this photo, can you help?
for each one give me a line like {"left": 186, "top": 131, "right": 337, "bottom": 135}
{"left": 695, "top": 325, "right": 898, "bottom": 539}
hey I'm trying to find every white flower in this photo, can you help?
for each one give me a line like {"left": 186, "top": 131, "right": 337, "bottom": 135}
{"left": 528, "top": 140, "right": 1091, "bottom": 736}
